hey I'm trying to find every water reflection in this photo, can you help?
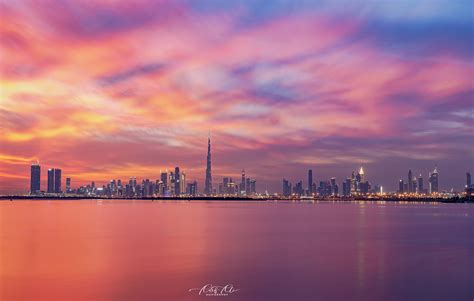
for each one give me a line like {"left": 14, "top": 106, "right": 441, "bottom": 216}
{"left": 0, "top": 201, "right": 472, "bottom": 301}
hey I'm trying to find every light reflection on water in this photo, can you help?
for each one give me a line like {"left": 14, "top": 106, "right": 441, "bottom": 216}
{"left": 0, "top": 200, "right": 473, "bottom": 301}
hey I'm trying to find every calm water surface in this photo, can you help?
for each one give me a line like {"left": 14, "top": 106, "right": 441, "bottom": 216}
{"left": 1, "top": 200, "right": 473, "bottom": 301}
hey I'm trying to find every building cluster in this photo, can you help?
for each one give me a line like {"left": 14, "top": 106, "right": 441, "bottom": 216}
{"left": 73, "top": 168, "right": 197, "bottom": 197}
{"left": 25, "top": 137, "right": 471, "bottom": 198}
{"left": 28, "top": 136, "right": 257, "bottom": 197}
{"left": 217, "top": 170, "right": 257, "bottom": 196}
{"left": 283, "top": 167, "right": 375, "bottom": 197}
{"left": 398, "top": 167, "right": 438, "bottom": 194}
{"left": 30, "top": 162, "right": 68, "bottom": 195}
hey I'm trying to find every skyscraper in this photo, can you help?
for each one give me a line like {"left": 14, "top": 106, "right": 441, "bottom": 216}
{"left": 204, "top": 135, "right": 212, "bottom": 195}
{"left": 47, "top": 169, "right": 54, "bottom": 193}
{"left": 282, "top": 179, "right": 291, "bottom": 197}
{"left": 308, "top": 169, "right": 313, "bottom": 195}
{"left": 240, "top": 169, "right": 246, "bottom": 195}
{"left": 47, "top": 168, "right": 61, "bottom": 193}
{"left": 54, "top": 169, "right": 61, "bottom": 193}
{"left": 408, "top": 169, "right": 413, "bottom": 193}
{"left": 160, "top": 171, "right": 168, "bottom": 194}
{"left": 359, "top": 167, "right": 365, "bottom": 183}
{"left": 174, "top": 167, "right": 181, "bottom": 195}
{"left": 398, "top": 179, "right": 404, "bottom": 193}
{"left": 180, "top": 171, "right": 186, "bottom": 195}
{"left": 466, "top": 172, "right": 471, "bottom": 188}
{"left": 429, "top": 167, "right": 439, "bottom": 194}
{"left": 30, "top": 162, "right": 40, "bottom": 194}
{"left": 66, "top": 177, "right": 71, "bottom": 193}
{"left": 417, "top": 174, "right": 423, "bottom": 194}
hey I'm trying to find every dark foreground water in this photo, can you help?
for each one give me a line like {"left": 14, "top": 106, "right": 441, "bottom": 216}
{"left": 0, "top": 200, "right": 473, "bottom": 301}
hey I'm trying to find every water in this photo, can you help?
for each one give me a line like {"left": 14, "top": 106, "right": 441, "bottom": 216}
{"left": 1, "top": 200, "right": 473, "bottom": 301}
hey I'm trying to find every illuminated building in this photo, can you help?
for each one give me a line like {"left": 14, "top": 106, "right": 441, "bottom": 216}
{"left": 204, "top": 135, "right": 212, "bottom": 195}
{"left": 408, "top": 169, "right": 413, "bottom": 193}
{"left": 399, "top": 179, "right": 404, "bottom": 193}
{"left": 174, "top": 167, "right": 181, "bottom": 195}
{"left": 429, "top": 167, "right": 439, "bottom": 193}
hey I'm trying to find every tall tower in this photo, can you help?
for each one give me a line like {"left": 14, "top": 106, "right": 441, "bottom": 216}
{"left": 47, "top": 169, "right": 54, "bottom": 193}
{"left": 359, "top": 167, "right": 365, "bottom": 183}
{"left": 241, "top": 169, "right": 246, "bottom": 195}
{"left": 204, "top": 134, "right": 212, "bottom": 195}
{"left": 308, "top": 169, "right": 313, "bottom": 195}
{"left": 54, "top": 169, "right": 62, "bottom": 193}
{"left": 429, "top": 166, "right": 439, "bottom": 193}
{"left": 408, "top": 169, "right": 413, "bottom": 192}
{"left": 30, "top": 162, "right": 41, "bottom": 194}
{"left": 174, "top": 167, "right": 181, "bottom": 195}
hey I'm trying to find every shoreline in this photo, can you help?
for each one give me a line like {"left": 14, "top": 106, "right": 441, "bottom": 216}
{"left": 0, "top": 195, "right": 471, "bottom": 203}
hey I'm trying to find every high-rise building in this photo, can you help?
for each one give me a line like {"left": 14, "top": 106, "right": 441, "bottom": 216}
{"left": 160, "top": 171, "right": 168, "bottom": 194}
{"left": 429, "top": 167, "right": 439, "bottom": 194}
{"left": 417, "top": 174, "right": 423, "bottom": 194}
{"left": 398, "top": 179, "right": 404, "bottom": 193}
{"left": 245, "top": 177, "right": 251, "bottom": 195}
{"left": 282, "top": 179, "right": 291, "bottom": 197}
{"left": 359, "top": 167, "right": 365, "bottom": 183}
{"left": 47, "top": 168, "right": 61, "bottom": 193}
{"left": 223, "top": 177, "right": 230, "bottom": 194}
{"left": 249, "top": 179, "right": 256, "bottom": 195}
{"left": 180, "top": 171, "right": 186, "bottom": 195}
{"left": 66, "top": 177, "right": 71, "bottom": 193}
{"left": 174, "top": 167, "right": 181, "bottom": 195}
{"left": 187, "top": 181, "right": 198, "bottom": 196}
{"left": 467, "top": 172, "right": 471, "bottom": 188}
{"left": 240, "top": 169, "right": 246, "bottom": 195}
{"left": 330, "top": 177, "right": 338, "bottom": 196}
{"left": 294, "top": 181, "right": 304, "bottom": 196}
{"left": 408, "top": 169, "right": 413, "bottom": 193}
{"left": 308, "top": 169, "right": 313, "bottom": 195}
{"left": 30, "top": 162, "right": 41, "bottom": 194}
{"left": 204, "top": 135, "right": 212, "bottom": 195}
{"left": 343, "top": 178, "right": 351, "bottom": 196}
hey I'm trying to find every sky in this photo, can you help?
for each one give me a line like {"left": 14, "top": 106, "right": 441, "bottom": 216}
{"left": 0, "top": 0, "right": 473, "bottom": 194}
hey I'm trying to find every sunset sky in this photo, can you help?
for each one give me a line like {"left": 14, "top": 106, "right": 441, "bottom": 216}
{"left": 0, "top": 0, "right": 473, "bottom": 194}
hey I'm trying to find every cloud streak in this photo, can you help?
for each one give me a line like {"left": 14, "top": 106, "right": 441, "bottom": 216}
{"left": 1, "top": 0, "right": 473, "bottom": 193}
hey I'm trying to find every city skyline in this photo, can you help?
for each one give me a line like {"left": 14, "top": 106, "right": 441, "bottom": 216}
{"left": 1, "top": 1, "right": 473, "bottom": 194}
{"left": 20, "top": 136, "right": 470, "bottom": 196}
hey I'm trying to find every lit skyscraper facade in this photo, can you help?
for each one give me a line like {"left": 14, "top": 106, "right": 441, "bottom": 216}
{"left": 240, "top": 169, "right": 246, "bottom": 195}
{"left": 174, "top": 167, "right": 180, "bottom": 195}
{"left": 30, "top": 162, "right": 41, "bottom": 194}
{"left": 466, "top": 172, "right": 471, "bottom": 188}
{"left": 408, "top": 169, "right": 413, "bottom": 193}
{"left": 429, "top": 167, "right": 439, "bottom": 193}
{"left": 398, "top": 179, "right": 404, "bottom": 193}
{"left": 204, "top": 136, "right": 212, "bottom": 195}
{"left": 308, "top": 169, "right": 313, "bottom": 195}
